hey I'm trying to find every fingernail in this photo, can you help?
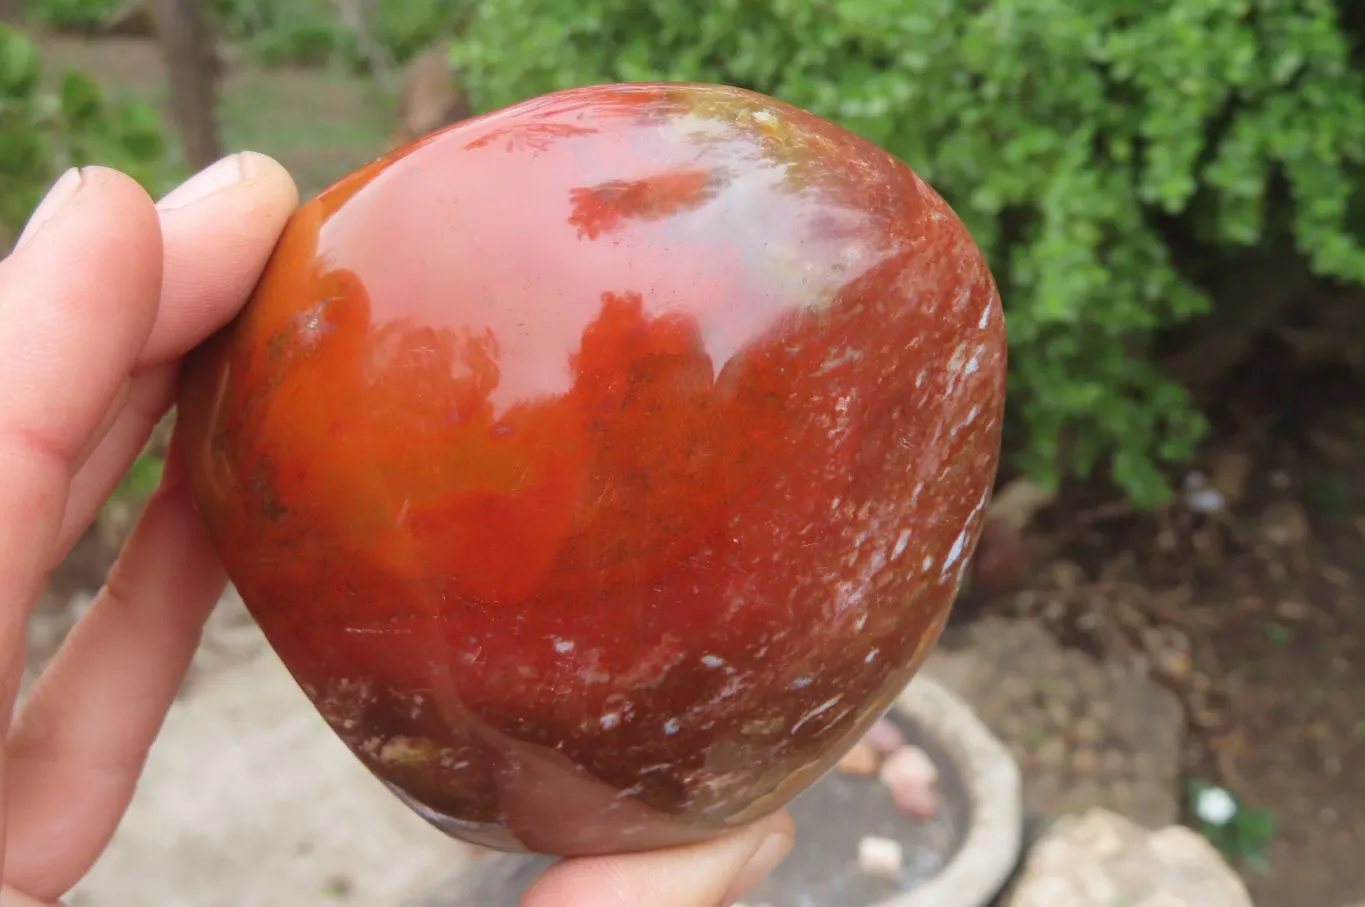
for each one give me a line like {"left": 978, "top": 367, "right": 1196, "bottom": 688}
{"left": 723, "top": 830, "right": 795, "bottom": 906}
{"left": 15, "top": 167, "right": 84, "bottom": 250}
{"left": 158, "top": 153, "right": 249, "bottom": 210}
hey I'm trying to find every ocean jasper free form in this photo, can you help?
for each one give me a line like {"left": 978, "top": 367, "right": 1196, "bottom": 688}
{"left": 175, "top": 83, "right": 1007, "bottom": 856}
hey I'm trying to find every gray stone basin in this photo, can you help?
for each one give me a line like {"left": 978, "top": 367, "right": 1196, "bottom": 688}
{"left": 409, "top": 675, "right": 1022, "bottom": 907}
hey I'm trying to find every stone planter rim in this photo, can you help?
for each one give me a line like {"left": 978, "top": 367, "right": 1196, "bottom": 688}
{"left": 405, "top": 674, "right": 1023, "bottom": 907}
{"left": 865, "top": 673, "right": 1023, "bottom": 907}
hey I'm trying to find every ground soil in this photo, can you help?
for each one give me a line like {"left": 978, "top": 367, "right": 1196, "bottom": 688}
{"left": 957, "top": 349, "right": 1365, "bottom": 907}
{"left": 21, "top": 28, "right": 1365, "bottom": 907}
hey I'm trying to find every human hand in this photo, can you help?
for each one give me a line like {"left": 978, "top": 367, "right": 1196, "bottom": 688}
{"left": 0, "top": 158, "right": 793, "bottom": 907}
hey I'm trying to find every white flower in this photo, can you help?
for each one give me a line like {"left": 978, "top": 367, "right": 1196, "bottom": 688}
{"left": 1196, "top": 786, "right": 1238, "bottom": 827}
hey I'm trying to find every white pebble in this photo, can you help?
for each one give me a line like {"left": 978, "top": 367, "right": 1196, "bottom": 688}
{"left": 1195, "top": 786, "right": 1238, "bottom": 826}
{"left": 857, "top": 835, "right": 904, "bottom": 878}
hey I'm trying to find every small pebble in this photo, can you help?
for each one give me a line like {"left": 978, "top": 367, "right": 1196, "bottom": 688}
{"left": 879, "top": 744, "right": 940, "bottom": 819}
{"left": 834, "top": 739, "right": 880, "bottom": 776}
{"left": 889, "top": 778, "right": 939, "bottom": 819}
{"left": 862, "top": 717, "right": 907, "bottom": 755}
{"left": 858, "top": 835, "right": 904, "bottom": 878}
{"left": 880, "top": 744, "right": 938, "bottom": 788}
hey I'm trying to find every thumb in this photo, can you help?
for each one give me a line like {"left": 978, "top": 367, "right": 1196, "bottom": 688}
{"left": 520, "top": 810, "right": 795, "bottom": 907}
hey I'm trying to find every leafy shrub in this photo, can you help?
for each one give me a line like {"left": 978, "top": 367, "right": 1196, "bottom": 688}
{"left": 211, "top": 0, "right": 475, "bottom": 70}
{"left": 23, "top": 0, "right": 121, "bottom": 30}
{"left": 454, "top": 0, "right": 1365, "bottom": 504}
{"left": 0, "top": 26, "right": 176, "bottom": 523}
{"left": 370, "top": 0, "right": 476, "bottom": 64}
{"left": 1188, "top": 779, "right": 1276, "bottom": 874}
{"left": 0, "top": 23, "right": 175, "bottom": 246}
{"left": 27, "top": 0, "right": 476, "bottom": 72}
{"left": 212, "top": 0, "right": 349, "bottom": 66}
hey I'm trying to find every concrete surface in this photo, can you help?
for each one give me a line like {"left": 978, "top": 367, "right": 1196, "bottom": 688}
{"left": 64, "top": 638, "right": 475, "bottom": 907}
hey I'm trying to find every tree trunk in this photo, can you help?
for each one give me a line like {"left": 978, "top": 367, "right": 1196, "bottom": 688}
{"left": 150, "top": 0, "right": 221, "bottom": 171}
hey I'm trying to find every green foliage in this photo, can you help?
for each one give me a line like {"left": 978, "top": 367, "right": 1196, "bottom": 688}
{"left": 1188, "top": 779, "right": 1276, "bottom": 874}
{"left": 0, "top": 24, "right": 174, "bottom": 244}
{"left": 212, "top": 0, "right": 476, "bottom": 69}
{"left": 371, "top": 0, "right": 477, "bottom": 64}
{"left": 113, "top": 451, "right": 165, "bottom": 503}
{"left": 454, "top": 0, "right": 1365, "bottom": 505}
{"left": 25, "top": 0, "right": 475, "bottom": 68}
{"left": 23, "top": 0, "right": 121, "bottom": 30}
{"left": 213, "top": 0, "right": 347, "bottom": 66}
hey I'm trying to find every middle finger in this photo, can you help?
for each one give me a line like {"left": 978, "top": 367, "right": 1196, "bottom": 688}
{"left": 49, "top": 153, "right": 299, "bottom": 560}
{"left": 52, "top": 366, "right": 175, "bottom": 561}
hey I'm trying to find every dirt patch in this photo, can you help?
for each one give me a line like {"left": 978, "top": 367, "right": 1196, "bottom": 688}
{"left": 928, "top": 616, "right": 1184, "bottom": 831}
{"left": 961, "top": 355, "right": 1365, "bottom": 907}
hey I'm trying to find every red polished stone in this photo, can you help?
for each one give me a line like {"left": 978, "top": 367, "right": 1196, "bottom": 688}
{"left": 176, "top": 83, "right": 1007, "bottom": 856}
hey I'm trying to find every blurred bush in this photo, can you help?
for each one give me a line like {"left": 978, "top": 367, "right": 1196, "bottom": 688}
{"left": 454, "top": 0, "right": 1365, "bottom": 505}
{"left": 0, "top": 24, "right": 175, "bottom": 531}
{"left": 369, "top": 0, "right": 475, "bottom": 64}
{"left": 211, "top": 0, "right": 475, "bottom": 69}
{"left": 0, "top": 22, "right": 174, "bottom": 245}
{"left": 22, "top": 0, "right": 121, "bottom": 31}
{"left": 209, "top": 0, "right": 345, "bottom": 66}
{"left": 24, "top": 0, "right": 475, "bottom": 69}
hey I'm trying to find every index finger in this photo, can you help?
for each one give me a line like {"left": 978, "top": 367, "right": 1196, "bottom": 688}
{"left": 0, "top": 167, "right": 163, "bottom": 704}
{"left": 140, "top": 152, "right": 300, "bottom": 365}
{"left": 0, "top": 168, "right": 162, "bottom": 466}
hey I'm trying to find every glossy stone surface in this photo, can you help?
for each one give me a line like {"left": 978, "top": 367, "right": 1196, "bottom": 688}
{"left": 176, "top": 83, "right": 1007, "bottom": 856}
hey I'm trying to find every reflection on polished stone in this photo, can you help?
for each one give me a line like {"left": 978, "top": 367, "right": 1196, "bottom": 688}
{"left": 177, "top": 82, "right": 1007, "bottom": 856}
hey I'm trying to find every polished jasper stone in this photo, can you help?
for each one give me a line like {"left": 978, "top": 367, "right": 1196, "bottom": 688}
{"left": 176, "top": 82, "right": 1007, "bottom": 856}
